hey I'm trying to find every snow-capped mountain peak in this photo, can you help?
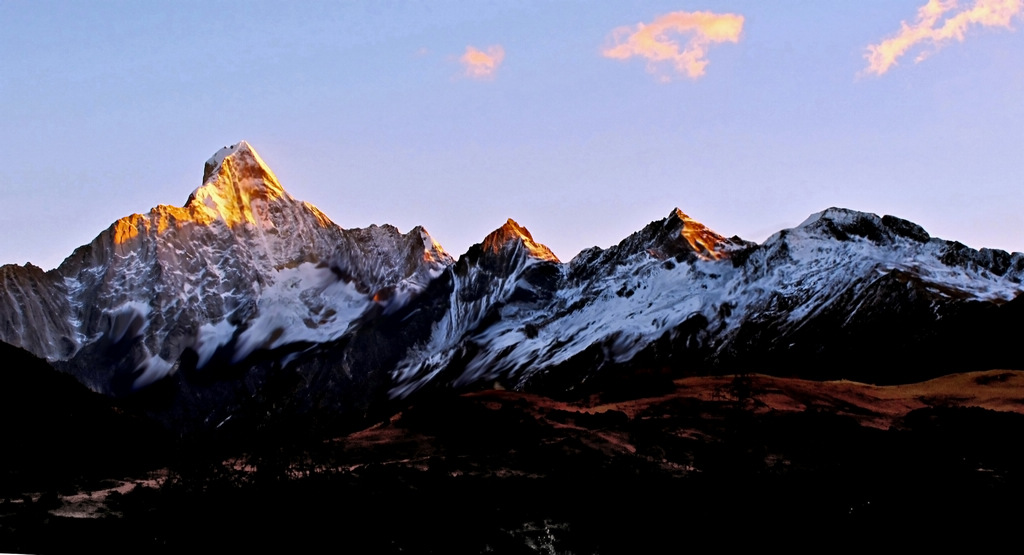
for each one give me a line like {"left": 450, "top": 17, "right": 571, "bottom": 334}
{"left": 186, "top": 140, "right": 291, "bottom": 229}
{"left": 202, "top": 140, "right": 268, "bottom": 181}
{"left": 582, "top": 209, "right": 747, "bottom": 271}
{"left": 0, "top": 141, "right": 459, "bottom": 396}
{"left": 792, "top": 207, "right": 931, "bottom": 245}
{"left": 481, "top": 218, "right": 560, "bottom": 263}
{"left": 415, "top": 226, "right": 453, "bottom": 266}
{"left": 665, "top": 208, "right": 735, "bottom": 261}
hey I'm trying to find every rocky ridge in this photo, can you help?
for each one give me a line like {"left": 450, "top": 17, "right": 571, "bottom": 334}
{"left": 2, "top": 142, "right": 1023, "bottom": 431}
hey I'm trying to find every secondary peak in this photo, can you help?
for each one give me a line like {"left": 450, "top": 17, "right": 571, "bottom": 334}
{"left": 482, "top": 219, "right": 560, "bottom": 263}
{"left": 660, "top": 208, "right": 731, "bottom": 260}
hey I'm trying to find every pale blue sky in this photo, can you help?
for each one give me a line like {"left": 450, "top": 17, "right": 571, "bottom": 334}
{"left": 3, "top": 1, "right": 1023, "bottom": 269}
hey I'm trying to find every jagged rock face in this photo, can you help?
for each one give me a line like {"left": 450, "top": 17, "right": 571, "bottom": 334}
{"left": 2, "top": 142, "right": 1024, "bottom": 432}
{"left": 0, "top": 264, "right": 76, "bottom": 358}
{"left": 329, "top": 224, "right": 452, "bottom": 311}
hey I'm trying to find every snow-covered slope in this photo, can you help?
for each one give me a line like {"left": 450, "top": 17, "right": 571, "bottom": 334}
{"left": 390, "top": 218, "right": 564, "bottom": 396}
{"left": 389, "top": 207, "right": 1024, "bottom": 396}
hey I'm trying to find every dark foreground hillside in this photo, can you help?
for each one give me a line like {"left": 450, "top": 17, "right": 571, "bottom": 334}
{"left": 3, "top": 369, "right": 1024, "bottom": 553}
{"left": 0, "top": 342, "right": 169, "bottom": 497}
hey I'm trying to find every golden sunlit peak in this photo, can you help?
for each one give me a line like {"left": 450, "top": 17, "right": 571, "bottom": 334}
{"left": 668, "top": 208, "right": 730, "bottom": 260}
{"left": 481, "top": 218, "right": 560, "bottom": 262}
{"left": 108, "top": 141, "right": 331, "bottom": 247}
{"left": 669, "top": 207, "right": 694, "bottom": 221}
{"left": 411, "top": 225, "right": 453, "bottom": 263}
{"left": 201, "top": 140, "right": 280, "bottom": 188}
{"left": 186, "top": 140, "right": 291, "bottom": 228}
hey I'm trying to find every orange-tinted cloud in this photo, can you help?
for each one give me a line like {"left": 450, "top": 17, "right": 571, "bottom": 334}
{"left": 865, "top": 0, "right": 1023, "bottom": 76}
{"left": 602, "top": 11, "right": 744, "bottom": 81}
{"left": 460, "top": 45, "right": 505, "bottom": 79}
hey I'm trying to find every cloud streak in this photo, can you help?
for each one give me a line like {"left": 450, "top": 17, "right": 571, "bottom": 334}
{"left": 865, "top": 0, "right": 1023, "bottom": 76}
{"left": 460, "top": 45, "right": 505, "bottom": 80}
{"left": 602, "top": 11, "right": 744, "bottom": 81}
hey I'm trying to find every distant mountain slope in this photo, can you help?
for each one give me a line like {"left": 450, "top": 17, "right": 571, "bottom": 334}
{"left": 390, "top": 207, "right": 1024, "bottom": 395}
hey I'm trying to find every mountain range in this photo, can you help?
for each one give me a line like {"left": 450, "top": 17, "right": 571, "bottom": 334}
{"left": 3, "top": 141, "right": 1023, "bottom": 432}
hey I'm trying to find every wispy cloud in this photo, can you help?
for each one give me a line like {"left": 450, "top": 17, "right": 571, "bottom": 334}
{"left": 602, "top": 11, "right": 744, "bottom": 81}
{"left": 459, "top": 45, "right": 505, "bottom": 80}
{"left": 864, "top": 0, "right": 1023, "bottom": 76}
